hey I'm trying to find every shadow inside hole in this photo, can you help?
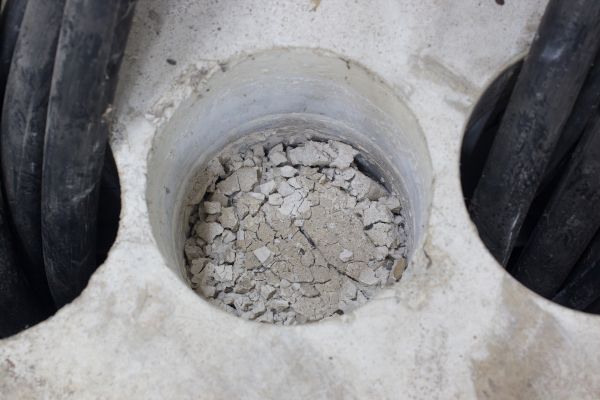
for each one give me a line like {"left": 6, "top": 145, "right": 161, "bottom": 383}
{"left": 461, "top": 60, "right": 600, "bottom": 315}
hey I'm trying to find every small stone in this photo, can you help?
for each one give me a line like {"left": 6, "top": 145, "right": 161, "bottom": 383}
{"left": 218, "top": 207, "right": 239, "bottom": 231}
{"left": 350, "top": 171, "right": 387, "bottom": 201}
{"left": 287, "top": 141, "right": 330, "bottom": 167}
{"left": 268, "top": 193, "right": 284, "bottom": 206}
{"left": 268, "top": 144, "right": 288, "bottom": 166}
{"left": 287, "top": 177, "right": 302, "bottom": 189}
{"left": 251, "top": 144, "right": 265, "bottom": 158}
{"left": 208, "top": 190, "right": 229, "bottom": 207}
{"left": 204, "top": 201, "right": 221, "bottom": 214}
{"left": 375, "top": 246, "right": 389, "bottom": 261}
{"left": 329, "top": 141, "right": 358, "bottom": 169}
{"left": 280, "top": 279, "right": 291, "bottom": 288}
{"left": 380, "top": 196, "right": 402, "bottom": 213}
{"left": 340, "top": 168, "right": 356, "bottom": 181}
{"left": 253, "top": 246, "right": 272, "bottom": 265}
{"left": 279, "top": 166, "right": 298, "bottom": 178}
{"left": 234, "top": 273, "right": 255, "bottom": 294}
{"left": 392, "top": 258, "right": 407, "bottom": 280}
{"left": 267, "top": 299, "right": 290, "bottom": 312}
{"left": 200, "top": 285, "right": 217, "bottom": 298}
{"left": 184, "top": 240, "right": 204, "bottom": 260}
{"left": 196, "top": 222, "right": 224, "bottom": 243}
{"left": 260, "top": 180, "right": 276, "bottom": 195}
{"left": 279, "top": 191, "right": 304, "bottom": 216}
{"left": 362, "top": 203, "right": 394, "bottom": 227}
{"left": 366, "top": 223, "right": 396, "bottom": 247}
{"left": 221, "top": 230, "right": 236, "bottom": 244}
{"left": 237, "top": 167, "right": 259, "bottom": 192}
{"left": 224, "top": 249, "right": 236, "bottom": 263}
{"left": 246, "top": 301, "right": 266, "bottom": 319}
{"left": 216, "top": 173, "right": 240, "bottom": 195}
{"left": 214, "top": 264, "right": 233, "bottom": 282}
{"left": 339, "top": 249, "right": 353, "bottom": 262}
{"left": 207, "top": 158, "right": 226, "bottom": 178}
{"left": 299, "top": 284, "right": 319, "bottom": 297}
{"left": 190, "top": 258, "right": 208, "bottom": 275}
{"left": 358, "top": 269, "right": 378, "bottom": 285}
{"left": 260, "top": 285, "right": 276, "bottom": 300}
{"left": 340, "top": 280, "right": 357, "bottom": 301}
{"left": 277, "top": 181, "right": 295, "bottom": 197}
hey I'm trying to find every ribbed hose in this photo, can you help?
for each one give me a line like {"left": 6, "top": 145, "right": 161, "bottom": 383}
{"left": 42, "top": 0, "right": 135, "bottom": 307}
{"left": 511, "top": 117, "right": 600, "bottom": 297}
{"left": 554, "top": 230, "right": 600, "bottom": 310}
{"left": 469, "top": 0, "right": 600, "bottom": 266}
{"left": 0, "top": 190, "right": 46, "bottom": 338}
{"left": 0, "top": 0, "right": 27, "bottom": 97}
{"left": 1, "top": 0, "right": 65, "bottom": 308}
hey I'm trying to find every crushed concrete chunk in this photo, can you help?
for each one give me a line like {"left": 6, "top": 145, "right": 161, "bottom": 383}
{"left": 287, "top": 141, "right": 331, "bottom": 167}
{"left": 339, "top": 249, "right": 353, "bottom": 262}
{"left": 222, "top": 230, "right": 236, "bottom": 244}
{"left": 379, "top": 196, "right": 402, "bottom": 213}
{"left": 196, "top": 222, "right": 224, "bottom": 243}
{"left": 279, "top": 165, "right": 298, "bottom": 178}
{"left": 358, "top": 269, "right": 378, "bottom": 285}
{"left": 267, "top": 299, "right": 290, "bottom": 312}
{"left": 362, "top": 203, "right": 394, "bottom": 227}
{"left": 204, "top": 201, "right": 221, "bottom": 214}
{"left": 214, "top": 264, "right": 233, "bottom": 282}
{"left": 186, "top": 137, "right": 409, "bottom": 325}
{"left": 218, "top": 207, "right": 238, "bottom": 231}
{"left": 277, "top": 181, "right": 295, "bottom": 197}
{"left": 329, "top": 141, "right": 358, "bottom": 169}
{"left": 217, "top": 173, "right": 240, "bottom": 195}
{"left": 259, "top": 180, "right": 276, "bottom": 195}
{"left": 260, "top": 284, "right": 276, "bottom": 300}
{"left": 366, "top": 223, "right": 395, "bottom": 248}
{"left": 268, "top": 144, "right": 288, "bottom": 166}
{"left": 350, "top": 171, "right": 387, "bottom": 201}
{"left": 184, "top": 240, "right": 205, "bottom": 261}
{"left": 237, "top": 167, "right": 259, "bottom": 192}
{"left": 268, "top": 193, "right": 284, "bottom": 206}
{"left": 253, "top": 246, "right": 272, "bottom": 265}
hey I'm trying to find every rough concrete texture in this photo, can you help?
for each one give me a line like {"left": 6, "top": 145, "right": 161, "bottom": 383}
{"left": 186, "top": 140, "right": 408, "bottom": 324}
{"left": 3, "top": 1, "right": 598, "bottom": 400}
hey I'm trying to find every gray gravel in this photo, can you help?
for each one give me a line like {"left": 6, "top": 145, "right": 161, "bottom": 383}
{"left": 184, "top": 139, "right": 408, "bottom": 325}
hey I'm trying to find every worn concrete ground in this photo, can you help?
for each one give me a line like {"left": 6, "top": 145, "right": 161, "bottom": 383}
{"left": 4, "top": 0, "right": 600, "bottom": 399}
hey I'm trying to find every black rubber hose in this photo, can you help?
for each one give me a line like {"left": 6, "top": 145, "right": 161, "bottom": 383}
{"left": 461, "top": 61, "right": 522, "bottom": 203}
{"left": 0, "top": 0, "right": 27, "bottom": 98}
{"left": 94, "top": 0, "right": 135, "bottom": 265}
{"left": 0, "top": 190, "right": 46, "bottom": 339}
{"left": 539, "top": 50, "right": 600, "bottom": 193}
{"left": 42, "top": 0, "right": 135, "bottom": 307}
{"left": 510, "top": 117, "right": 600, "bottom": 298}
{"left": 553, "top": 231, "right": 600, "bottom": 310}
{"left": 469, "top": 0, "right": 600, "bottom": 266}
{"left": 1, "top": 0, "right": 65, "bottom": 308}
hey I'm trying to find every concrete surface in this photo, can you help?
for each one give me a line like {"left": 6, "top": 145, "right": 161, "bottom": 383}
{"left": 4, "top": 0, "right": 600, "bottom": 399}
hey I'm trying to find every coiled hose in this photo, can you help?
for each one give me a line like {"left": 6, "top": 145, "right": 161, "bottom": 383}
{"left": 0, "top": 0, "right": 135, "bottom": 336}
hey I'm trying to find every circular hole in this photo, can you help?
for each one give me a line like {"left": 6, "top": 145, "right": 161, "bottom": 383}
{"left": 1, "top": 146, "right": 122, "bottom": 339}
{"left": 147, "top": 49, "right": 433, "bottom": 324}
{"left": 461, "top": 60, "right": 600, "bottom": 315}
